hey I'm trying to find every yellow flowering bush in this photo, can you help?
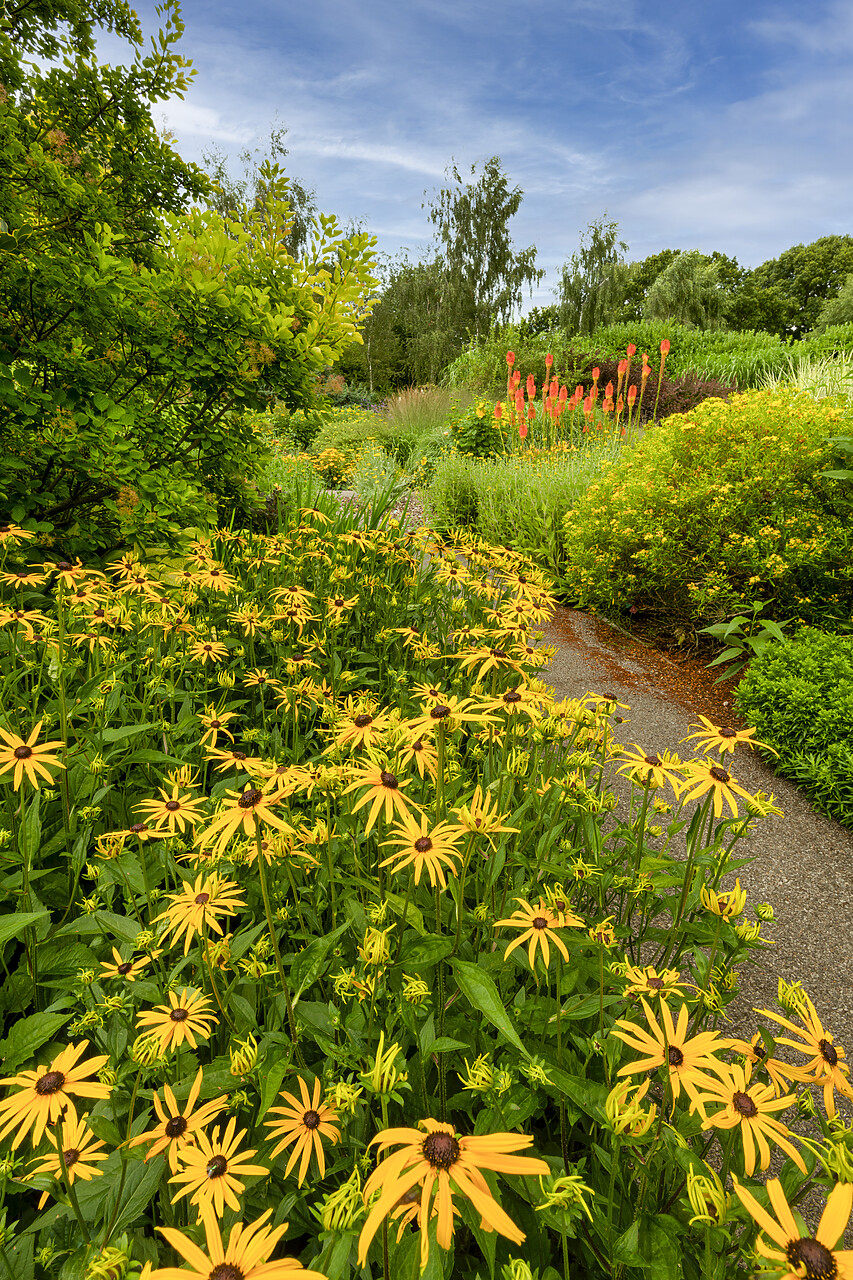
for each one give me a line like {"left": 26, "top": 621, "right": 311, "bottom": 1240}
{"left": 561, "top": 390, "right": 853, "bottom": 636}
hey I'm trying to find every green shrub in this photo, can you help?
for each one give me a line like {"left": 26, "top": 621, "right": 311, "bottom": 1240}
{"left": 800, "top": 322, "right": 853, "bottom": 357}
{"left": 350, "top": 441, "right": 405, "bottom": 501}
{"left": 560, "top": 389, "right": 853, "bottom": 637}
{"left": 580, "top": 322, "right": 793, "bottom": 389}
{"left": 735, "top": 628, "right": 853, "bottom": 828}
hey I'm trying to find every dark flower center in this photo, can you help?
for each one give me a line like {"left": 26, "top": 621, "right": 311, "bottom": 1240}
{"left": 431, "top": 705, "right": 451, "bottom": 720}
{"left": 422, "top": 1131, "right": 460, "bottom": 1170}
{"left": 504, "top": 691, "right": 522, "bottom": 704}
{"left": 709, "top": 766, "right": 730, "bottom": 782}
{"left": 13, "top": 745, "right": 32, "bottom": 759}
{"left": 165, "top": 800, "right": 180, "bottom": 811}
{"left": 206, "top": 1154, "right": 228, "bottom": 1178}
{"left": 719, "top": 728, "right": 736, "bottom": 738}
{"left": 490, "top": 649, "right": 507, "bottom": 659}
{"left": 117, "top": 962, "right": 134, "bottom": 975}
{"left": 647, "top": 976, "right": 664, "bottom": 989}
{"left": 753, "top": 1042, "right": 766, "bottom": 1059}
{"left": 354, "top": 714, "right": 373, "bottom": 727}
{"left": 203, "top": 645, "right": 213, "bottom": 652}
{"left": 210, "top": 720, "right": 221, "bottom": 729}
{"left": 334, "top": 598, "right": 344, "bottom": 607}
{"left": 63, "top": 1147, "right": 80, "bottom": 1168}
{"left": 170, "top": 1008, "right": 190, "bottom": 1022}
{"left": 195, "top": 893, "right": 210, "bottom": 905}
{"left": 303, "top": 1109, "right": 321, "bottom": 1130}
{"left": 644, "top": 755, "right": 661, "bottom": 767}
{"left": 532, "top": 916, "right": 548, "bottom": 930}
{"left": 35, "top": 1071, "right": 65, "bottom": 1095}
{"left": 130, "top": 823, "right": 146, "bottom": 834}
{"left": 380, "top": 771, "right": 398, "bottom": 789}
{"left": 414, "top": 837, "right": 433, "bottom": 853}
{"left": 165, "top": 1115, "right": 188, "bottom": 1138}
{"left": 787, "top": 1236, "right": 837, "bottom": 1277}
{"left": 93, "top": 608, "right": 106, "bottom": 618}
{"left": 239, "top": 789, "right": 263, "bottom": 809}
{"left": 207, "top": 1264, "right": 244, "bottom": 1280}
{"left": 668, "top": 1045, "right": 684, "bottom": 1067}
{"left": 57, "top": 561, "right": 71, "bottom": 571}
{"left": 232, "top": 751, "right": 247, "bottom": 761}
{"left": 820, "top": 1039, "right": 839, "bottom": 1067}
{"left": 732, "top": 1090, "right": 759, "bottom": 1117}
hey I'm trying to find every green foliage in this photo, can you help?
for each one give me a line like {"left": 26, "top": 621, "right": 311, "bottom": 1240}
{"left": 448, "top": 398, "right": 506, "bottom": 457}
{"left": 748, "top": 235, "right": 853, "bottom": 338}
{"left": 814, "top": 272, "right": 853, "bottom": 332}
{"left": 735, "top": 628, "right": 853, "bottom": 829}
{"left": 642, "top": 250, "right": 730, "bottom": 329}
{"left": 698, "top": 603, "right": 795, "bottom": 683}
{"left": 0, "top": 0, "right": 377, "bottom": 555}
{"left": 558, "top": 216, "right": 631, "bottom": 335}
{"left": 560, "top": 390, "right": 853, "bottom": 638}
{"left": 581, "top": 323, "right": 792, "bottom": 389}
{"left": 349, "top": 442, "right": 405, "bottom": 503}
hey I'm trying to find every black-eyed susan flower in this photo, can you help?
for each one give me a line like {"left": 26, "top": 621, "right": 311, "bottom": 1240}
{"left": 264, "top": 1076, "right": 340, "bottom": 1185}
{"left": 680, "top": 715, "right": 775, "bottom": 757}
{"left": 446, "top": 645, "right": 524, "bottom": 684}
{"left": 188, "top": 639, "right": 229, "bottom": 666}
{"left": 615, "top": 745, "right": 684, "bottom": 791}
{"left": 728, "top": 1032, "right": 797, "bottom": 1097}
{"left": 483, "top": 683, "right": 542, "bottom": 722}
{"left": 128, "top": 1068, "right": 228, "bottom": 1173}
{"left": 403, "top": 696, "right": 498, "bottom": 739}
{"left": 732, "top": 1176, "right": 853, "bottom": 1280}
{"left": 452, "top": 785, "right": 519, "bottom": 848}
{"left": 153, "top": 1203, "right": 327, "bottom": 1280}
{"left": 380, "top": 814, "right": 465, "bottom": 889}
{"left": 203, "top": 744, "right": 263, "bottom": 775}
{"left": 0, "top": 722, "right": 65, "bottom": 791}
{"left": 197, "top": 787, "right": 296, "bottom": 859}
{"left": 136, "top": 989, "right": 217, "bottom": 1054}
{"left": 343, "top": 763, "right": 422, "bottom": 835}
{"left": 0, "top": 1041, "right": 111, "bottom": 1149}
{"left": 135, "top": 785, "right": 205, "bottom": 836}
{"left": 329, "top": 702, "right": 391, "bottom": 753}
{"left": 756, "top": 993, "right": 853, "bottom": 1119}
{"left": 622, "top": 965, "right": 691, "bottom": 1002}
{"left": 700, "top": 878, "right": 747, "bottom": 918}
{"left": 495, "top": 899, "right": 583, "bottom": 972}
{"left": 99, "top": 947, "right": 155, "bottom": 982}
{"left": 154, "top": 874, "right": 246, "bottom": 954}
{"left": 613, "top": 999, "right": 728, "bottom": 1111}
{"left": 27, "top": 1112, "right": 108, "bottom": 1208}
{"left": 169, "top": 1117, "right": 268, "bottom": 1216}
{"left": 677, "top": 760, "right": 756, "bottom": 819}
{"left": 194, "top": 565, "right": 238, "bottom": 593}
{"left": 398, "top": 735, "right": 439, "bottom": 781}
{"left": 357, "top": 1119, "right": 549, "bottom": 1271}
{"left": 326, "top": 593, "right": 358, "bottom": 622}
{"left": 691, "top": 1061, "right": 805, "bottom": 1175}
{"left": 197, "top": 706, "right": 239, "bottom": 748}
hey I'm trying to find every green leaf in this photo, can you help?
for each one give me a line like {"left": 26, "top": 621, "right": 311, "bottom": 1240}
{"left": 100, "top": 723, "right": 157, "bottom": 743}
{"left": 0, "top": 910, "right": 49, "bottom": 946}
{"left": 399, "top": 934, "right": 454, "bottom": 967}
{"left": 0, "top": 1009, "right": 70, "bottom": 1072}
{"left": 257, "top": 1058, "right": 289, "bottom": 1119}
{"left": 102, "top": 1154, "right": 165, "bottom": 1237}
{"left": 451, "top": 959, "right": 530, "bottom": 1060}
{"left": 290, "top": 923, "right": 348, "bottom": 1005}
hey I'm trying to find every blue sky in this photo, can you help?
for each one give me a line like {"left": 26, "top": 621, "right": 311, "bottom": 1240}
{"left": 119, "top": 0, "right": 853, "bottom": 307}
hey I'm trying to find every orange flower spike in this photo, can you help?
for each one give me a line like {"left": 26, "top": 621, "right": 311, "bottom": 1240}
{"left": 604, "top": 381, "right": 614, "bottom": 399}
{"left": 591, "top": 367, "right": 600, "bottom": 383}
{"left": 627, "top": 385, "right": 637, "bottom": 404}
{"left": 512, "top": 369, "right": 521, "bottom": 387}
{"left": 660, "top": 338, "right": 671, "bottom": 357}
{"left": 526, "top": 373, "right": 536, "bottom": 399}
{"left": 493, "top": 402, "right": 503, "bottom": 420}
{"left": 506, "top": 351, "right": 516, "bottom": 367}
{"left": 545, "top": 352, "right": 554, "bottom": 369}
{"left": 616, "top": 395, "right": 624, "bottom": 414}
{"left": 627, "top": 343, "right": 637, "bottom": 357}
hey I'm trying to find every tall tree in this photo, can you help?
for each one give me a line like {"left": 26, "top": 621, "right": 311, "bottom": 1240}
{"left": 642, "top": 249, "right": 730, "bottom": 328}
{"left": 426, "top": 157, "right": 543, "bottom": 351}
{"left": 747, "top": 235, "right": 853, "bottom": 337}
{"left": 557, "top": 216, "right": 631, "bottom": 336}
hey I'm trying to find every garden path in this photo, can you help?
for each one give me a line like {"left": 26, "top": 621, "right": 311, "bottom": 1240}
{"left": 541, "top": 607, "right": 853, "bottom": 1050}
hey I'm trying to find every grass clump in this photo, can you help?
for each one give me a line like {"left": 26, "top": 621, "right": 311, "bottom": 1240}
{"left": 560, "top": 389, "right": 853, "bottom": 640}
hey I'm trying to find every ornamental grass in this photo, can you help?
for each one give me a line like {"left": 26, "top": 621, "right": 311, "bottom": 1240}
{"left": 0, "top": 507, "right": 850, "bottom": 1280}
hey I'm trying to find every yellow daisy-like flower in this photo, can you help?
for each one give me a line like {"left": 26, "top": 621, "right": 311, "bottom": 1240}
{"left": 680, "top": 715, "right": 775, "bottom": 757}
{"left": 403, "top": 695, "right": 498, "bottom": 739}
{"left": 0, "top": 1041, "right": 111, "bottom": 1150}
{"left": 194, "top": 565, "right": 239, "bottom": 593}
{"left": 343, "top": 763, "right": 423, "bottom": 835}
{"left": 27, "top": 1111, "right": 109, "bottom": 1208}
{"left": 447, "top": 644, "right": 524, "bottom": 684}
{"left": 398, "top": 735, "right": 439, "bottom": 781}
{"left": 264, "top": 1076, "right": 341, "bottom": 1186}
{"left": 99, "top": 947, "right": 156, "bottom": 982}
{"left": 197, "top": 706, "right": 238, "bottom": 749}
{"left": 482, "top": 684, "right": 543, "bottom": 722}
{"left": 204, "top": 744, "right": 264, "bottom": 775}
{"left": 128, "top": 1068, "right": 228, "bottom": 1173}
{"left": 169, "top": 1117, "right": 268, "bottom": 1216}
{"left": 692, "top": 1061, "right": 805, "bottom": 1175}
{"left": 452, "top": 785, "right": 519, "bottom": 847}
{"left": 152, "top": 1203, "right": 327, "bottom": 1280}
{"left": 329, "top": 705, "right": 391, "bottom": 754}
{"left": 728, "top": 1032, "right": 798, "bottom": 1097}
{"left": 756, "top": 993, "right": 853, "bottom": 1119}
{"left": 732, "top": 1176, "right": 853, "bottom": 1280}
{"left": 188, "top": 639, "right": 229, "bottom": 665}
{"left": 676, "top": 760, "right": 756, "bottom": 818}
{"left": 622, "top": 965, "right": 691, "bottom": 1002}
{"left": 380, "top": 814, "right": 466, "bottom": 889}
{"left": 196, "top": 787, "right": 296, "bottom": 859}
{"left": 136, "top": 989, "right": 218, "bottom": 1054}
{"left": 700, "top": 878, "right": 747, "bottom": 918}
{"left": 135, "top": 785, "right": 206, "bottom": 836}
{"left": 154, "top": 874, "right": 246, "bottom": 954}
{"left": 495, "top": 898, "right": 583, "bottom": 972}
{"left": 358, "top": 1119, "right": 549, "bottom": 1272}
{"left": 615, "top": 744, "right": 683, "bottom": 791}
{"left": 0, "top": 722, "right": 65, "bottom": 791}
{"left": 613, "top": 999, "right": 728, "bottom": 1111}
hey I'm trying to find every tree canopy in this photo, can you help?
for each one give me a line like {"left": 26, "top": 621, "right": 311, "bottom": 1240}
{"left": 557, "top": 217, "right": 630, "bottom": 335}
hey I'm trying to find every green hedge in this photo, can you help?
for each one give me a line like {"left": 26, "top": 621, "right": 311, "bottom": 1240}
{"left": 735, "top": 628, "right": 853, "bottom": 829}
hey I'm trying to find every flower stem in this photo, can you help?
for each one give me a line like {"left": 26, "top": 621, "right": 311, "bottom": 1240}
{"left": 255, "top": 825, "right": 303, "bottom": 1065}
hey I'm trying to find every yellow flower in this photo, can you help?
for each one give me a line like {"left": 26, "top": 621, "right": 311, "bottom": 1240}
{"left": 358, "top": 1119, "right": 549, "bottom": 1271}
{"left": 622, "top": 965, "right": 690, "bottom": 1002}
{"left": 196, "top": 786, "right": 295, "bottom": 859}
{"left": 188, "top": 639, "right": 229, "bottom": 665}
{"left": 136, "top": 989, "right": 217, "bottom": 1054}
{"left": 613, "top": 999, "right": 728, "bottom": 1111}
{"left": 732, "top": 1176, "right": 853, "bottom": 1280}
{"left": 128, "top": 1068, "right": 228, "bottom": 1173}
{"left": 154, "top": 874, "right": 246, "bottom": 954}
{"left": 756, "top": 993, "right": 853, "bottom": 1119}
{"left": 0, "top": 1040, "right": 111, "bottom": 1150}
{"left": 380, "top": 813, "right": 465, "bottom": 888}
{"left": 169, "top": 1117, "right": 268, "bottom": 1216}
{"left": 264, "top": 1077, "right": 340, "bottom": 1186}
{"left": 99, "top": 947, "right": 156, "bottom": 982}
{"left": 27, "top": 1111, "right": 108, "bottom": 1208}
{"left": 343, "top": 763, "right": 422, "bottom": 835}
{"left": 692, "top": 1061, "right": 805, "bottom": 1175}
{"left": 452, "top": 785, "right": 519, "bottom": 847}
{"left": 0, "top": 722, "right": 65, "bottom": 791}
{"left": 680, "top": 715, "right": 776, "bottom": 757}
{"left": 135, "top": 785, "right": 206, "bottom": 835}
{"left": 153, "top": 1203, "right": 326, "bottom": 1279}
{"left": 700, "top": 878, "right": 747, "bottom": 918}
{"left": 676, "top": 760, "right": 756, "bottom": 818}
{"left": 495, "top": 898, "right": 583, "bottom": 972}
{"left": 615, "top": 744, "right": 683, "bottom": 790}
